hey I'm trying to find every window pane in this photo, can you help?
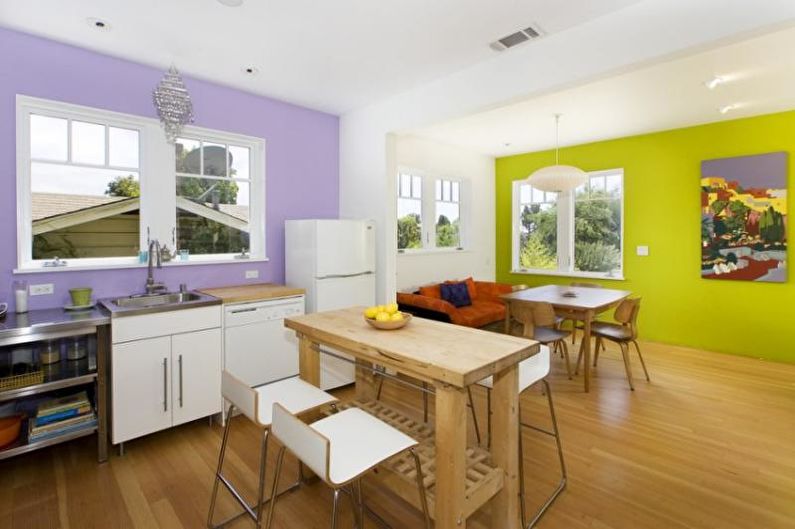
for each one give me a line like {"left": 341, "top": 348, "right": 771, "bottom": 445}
{"left": 31, "top": 162, "right": 140, "bottom": 259}
{"left": 442, "top": 180, "right": 450, "bottom": 201}
{"left": 203, "top": 142, "right": 227, "bottom": 177}
{"left": 436, "top": 201, "right": 459, "bottom": 248}
{"left": 176, "top": 176, "right": 249, "bottom": 255}
{"left": 518, "top": 202, "right": 557, "bottom": 270}
{"left": 30, "top": 115, "right": 68, "bottom": 161}
{"left": 175, "top": 138, "right": 201, "bottom": 174}
{"left": 605, "top": 173, "right": 622, "bottom": 197}
{"left": 531, "top": 186, "right": 545, "bottom": 203}
{"left": 574, "top": 196, "right": 621, "bottom": 273}
{"left": 590, "top": 175, "right": 605, "bottom": 195}
{"left": 435, "top": 180, "right": 442, "bottom": 201}
{"left": 109, "top": 127, "right": 139, "bottom": 168}
{"left": 451, "top": 181, "right": 459, "bottom": 203}
{"left": 399, "top": 173, "right": 411, "bottom": 197}
{"left": 520, "top": 184, "right": 532, "bottom": 204}
{"left": 71, "top": 121, "right": 106, "bottom": 165}
{"left": 229, "top": 145, "right": 250, "bottom": 180}
{"left": 412, "top": 175, "right": 422, "bottom": 198}
{"left": 397, "top": 198, "right": 422, "bottom": 249}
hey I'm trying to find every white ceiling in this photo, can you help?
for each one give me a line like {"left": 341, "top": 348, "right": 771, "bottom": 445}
{"left": 410, "top": 24, "right": 795, "bottom": 156}
{"left": 0, "top": 0, "right": 640, "bottom": 115}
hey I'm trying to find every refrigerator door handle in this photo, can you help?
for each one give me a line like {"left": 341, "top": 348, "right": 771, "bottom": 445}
{"left": 317, "top": 271, "right": 374, "bottom": 279}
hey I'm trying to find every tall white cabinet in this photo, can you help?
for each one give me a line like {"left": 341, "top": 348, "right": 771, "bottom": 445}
{"left": 111, "top": 306, "right": 222, "bottom": 445}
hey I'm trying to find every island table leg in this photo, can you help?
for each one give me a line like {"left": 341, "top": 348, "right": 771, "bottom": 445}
{"left": 435, "top": 384, "right": 468, "bottom": 529}
{"left": 491, "top": 363, "right": 521, "bottom": 529}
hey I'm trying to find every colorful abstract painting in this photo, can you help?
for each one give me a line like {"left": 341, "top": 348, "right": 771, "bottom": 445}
{"left": 701, "top": 152, "right": 787, "bottom": 282}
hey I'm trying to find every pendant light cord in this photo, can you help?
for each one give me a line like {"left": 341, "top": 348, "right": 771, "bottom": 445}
{"left": 554, "top": 113, "right": 561, "bottom": 165}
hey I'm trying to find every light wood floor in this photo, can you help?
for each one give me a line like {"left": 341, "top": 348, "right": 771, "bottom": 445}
{"left": 1, "top": 339, "right": 794, "bottom": 529}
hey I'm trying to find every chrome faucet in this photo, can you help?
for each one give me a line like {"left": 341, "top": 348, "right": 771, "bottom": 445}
{"left": 145, "top": 239, "right": 167, "bottom": 295}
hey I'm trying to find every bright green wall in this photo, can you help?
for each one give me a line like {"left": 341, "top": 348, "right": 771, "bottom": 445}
{"left": 496, "top": 111, "right": 795, "bottom": 362}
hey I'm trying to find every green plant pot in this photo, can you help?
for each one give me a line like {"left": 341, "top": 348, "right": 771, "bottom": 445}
{"left": 69, "top": 288, "right": 92, "bottom": 306}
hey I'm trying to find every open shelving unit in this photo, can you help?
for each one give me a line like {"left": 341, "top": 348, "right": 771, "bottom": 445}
{"left": 0, "top": 320, "right": 108, "bottom": 462}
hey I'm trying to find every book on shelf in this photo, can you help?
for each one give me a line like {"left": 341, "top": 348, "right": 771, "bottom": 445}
{"left": 28, "top": 415, "right": 97, "bottom": 443}
{"left": 30, "top": 411, "right": 96, "bottom": 435}
{"left": 34, "top": 391, "right": 91, "bottom": 426}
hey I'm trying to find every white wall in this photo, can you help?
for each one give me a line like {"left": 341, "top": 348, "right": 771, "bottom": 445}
{"left": 395, "top": 136, "right": 494, "bottom": 291}
{"left": 339, "top": 0, "right": 795, "bottom": 303}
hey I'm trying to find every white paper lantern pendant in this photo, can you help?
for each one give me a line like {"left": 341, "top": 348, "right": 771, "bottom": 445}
{"left": 528, "top": 114, "right": 587, "bottom": 192}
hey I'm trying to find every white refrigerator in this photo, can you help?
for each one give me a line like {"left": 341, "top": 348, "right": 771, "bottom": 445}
{"left": 285, "top": 219, "right": 376, "bottom": 389}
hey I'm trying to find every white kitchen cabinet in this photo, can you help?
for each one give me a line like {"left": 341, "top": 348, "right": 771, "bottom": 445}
{"left": 111, "top": 336, "right": 172, "bottom": 444}
{"left": 111, "top": 306, "right": 222, "bottom": 445}
{"left": 172, "top": 329, "right": 222, "bottom": 426}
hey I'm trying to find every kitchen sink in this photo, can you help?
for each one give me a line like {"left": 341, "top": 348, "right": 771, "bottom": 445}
{"left": 112, "top": 292, "right": 202, "bottom": 308}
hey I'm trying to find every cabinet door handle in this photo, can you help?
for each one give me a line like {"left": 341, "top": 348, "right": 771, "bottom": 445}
{"left": 178, "top": 354, "right": 184, "bottom": 408}
{"left": 163, "top": 357, "right": 168, "bottom": 412}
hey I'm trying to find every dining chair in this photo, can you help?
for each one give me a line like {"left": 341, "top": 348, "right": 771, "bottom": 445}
{"left": 265, "top": 403, "right": 432, "bottom": 529}
{"left": 565, "top": 282, "right": 604, "bottom": 345}
{"left": 576, "top": 297, "right": 649, "bottom": 390}
{"left": 475, "top": 345, "right": 567, "bottom": 528}
{"left": 208, "top": 372, "right": 337, "bottom": 529}
{"left": 512, "top": 302, "right": 573, "bottom": 379}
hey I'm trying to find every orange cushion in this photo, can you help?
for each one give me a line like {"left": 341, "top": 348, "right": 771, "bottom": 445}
{"left": 419, "top": 284, "right": 441, "bottom": 298}
{"left": 450, "top": 301, "right": 506, "bottom": 328}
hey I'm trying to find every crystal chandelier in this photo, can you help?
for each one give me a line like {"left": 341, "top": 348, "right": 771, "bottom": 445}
{"left": 153, "top": 66, "right": 194, "bottom": 143}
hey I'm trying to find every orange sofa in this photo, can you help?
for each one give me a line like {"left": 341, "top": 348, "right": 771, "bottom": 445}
{"left": 396, "top": 278, "right": 512, "bottom": 328}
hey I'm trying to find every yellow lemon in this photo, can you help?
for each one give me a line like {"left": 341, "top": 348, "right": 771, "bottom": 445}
{"left": 364, "top": 306, "right": 379, "bottom": 319}
{"left": 390, "top": 312, "right": 404, "bottom": 322}
{"left": 385, "top": 303, "right": 399, "bottom": 314}
{"left": 375, "top": 312, "right": 391, "bottom": 322}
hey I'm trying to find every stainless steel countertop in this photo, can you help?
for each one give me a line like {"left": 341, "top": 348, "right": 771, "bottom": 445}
{"left": 98, "top": 290, "right": 221, "bottom": 318}
{"left": 0, "top": 306, "right": 110, "bottom": 345}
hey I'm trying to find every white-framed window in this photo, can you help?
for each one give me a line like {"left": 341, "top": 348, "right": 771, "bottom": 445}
{"left": 15, "top": 95, "right": 265, "bottom": 271}
{"left": 512, "top": 169, "right": 624, "bottom": 278}
{"left": 397, "top": 169, "right": 465, "bottom": 252}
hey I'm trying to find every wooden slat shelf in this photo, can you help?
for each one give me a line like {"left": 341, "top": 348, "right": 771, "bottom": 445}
{"left": 328, "top": 399, "right": 504, "bottom": 520}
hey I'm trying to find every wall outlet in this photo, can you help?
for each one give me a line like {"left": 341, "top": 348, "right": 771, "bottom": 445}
{"left": 636, "top": 245, "right": 649, "bottom": 256}
{"left": 30, "top": 283, "right": 54, "bottom": 296}
{"left": 245, "top": 270, "right": 259, "bottom": 279}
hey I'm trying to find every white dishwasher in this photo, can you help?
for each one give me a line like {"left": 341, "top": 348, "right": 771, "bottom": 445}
{"left": 223, "top": 296, "right": 305, "bottom": 387}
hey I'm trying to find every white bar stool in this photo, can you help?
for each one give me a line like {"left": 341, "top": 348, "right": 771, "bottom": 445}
{"left": 208, "top": 372, "right": 337, "bottom": 529}
{"left": 475, "top": 345, "right": 567, "bottom": 528}
{"left": 265, "top": 403, "right": 432, "bottom": 529}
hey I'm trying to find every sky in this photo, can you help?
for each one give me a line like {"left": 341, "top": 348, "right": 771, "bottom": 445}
{"left": 701, "top": 152, "right": 787, "bottom": 189}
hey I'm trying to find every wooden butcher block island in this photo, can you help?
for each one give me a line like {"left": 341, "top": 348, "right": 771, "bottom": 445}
{"left": 285, "top": 307, "right": 539, "bottom": 529}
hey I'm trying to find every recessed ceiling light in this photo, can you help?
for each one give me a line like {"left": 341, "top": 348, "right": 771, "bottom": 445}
{"left": 718, "top": 103, "right": 737, "bottom": 114}
{"left": 86, "top": 17, "right": 110, "bottom": 30}
{"left": 217, "top": 0, "right": 244, "bottom": 6}
{"left": 242, "top": 66, "right": 259, "bottom": 76}
{"left": 705, "top": 76, "right": 725, "bottom": 90}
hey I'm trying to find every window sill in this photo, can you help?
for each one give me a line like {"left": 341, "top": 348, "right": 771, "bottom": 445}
{"left": 510, "top": 268, "right": 625, "bottom": 281}
{"left": 14, "top": 256, "right": 269, "bottom": 274}
{"left": 397, "top": 248, "right": 468, "bottom": 256}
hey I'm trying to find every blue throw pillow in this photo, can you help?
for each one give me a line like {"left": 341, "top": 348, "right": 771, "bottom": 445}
{"left": 440, "top": 282, "right": 472, "bottom": 308}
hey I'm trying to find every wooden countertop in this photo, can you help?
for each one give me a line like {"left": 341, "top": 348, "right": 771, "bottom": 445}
{"left": 285, "top": 306, "right": 538, "bottom": 388}
{"left": 198, "top": 283, "right": 305, "bottom": 304}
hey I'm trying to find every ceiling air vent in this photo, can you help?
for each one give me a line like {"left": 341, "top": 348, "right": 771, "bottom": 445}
{"left": 490, "top": 24, "right": 543, "bottom": 52}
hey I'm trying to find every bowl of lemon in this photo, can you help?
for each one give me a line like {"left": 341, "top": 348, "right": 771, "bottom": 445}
{"left": 363, "top": 303, "right": 412, "bottom": 330}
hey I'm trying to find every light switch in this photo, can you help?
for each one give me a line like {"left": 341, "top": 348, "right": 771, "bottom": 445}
{"left": 636, "top": 245, "right": 649, "bottom": 256}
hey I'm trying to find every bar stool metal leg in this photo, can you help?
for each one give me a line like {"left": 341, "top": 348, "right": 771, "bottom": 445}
{"left": 265, "top": 446, "right": 286, "bottom": 529}
{"left": 409, "top": 448, "right": 432, "bottom": 529}
{"left": 519, "top": 379, "right": 567, "bottom": 529}
{"left": 207, "top": 404, "right": 235, "bottom": 528}
{"left": 254, "top": 429, "right": 270, "bottom": 528}
{"left": 467, "top": 386, "right": 482, "bottom": 445}
{"left": 331, "top": 488, "right": 341, "bottom": 529}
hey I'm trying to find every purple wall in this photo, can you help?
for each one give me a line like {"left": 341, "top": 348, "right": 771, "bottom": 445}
{"left": 0, "top": 28, "right": 339, "bottom": 310}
